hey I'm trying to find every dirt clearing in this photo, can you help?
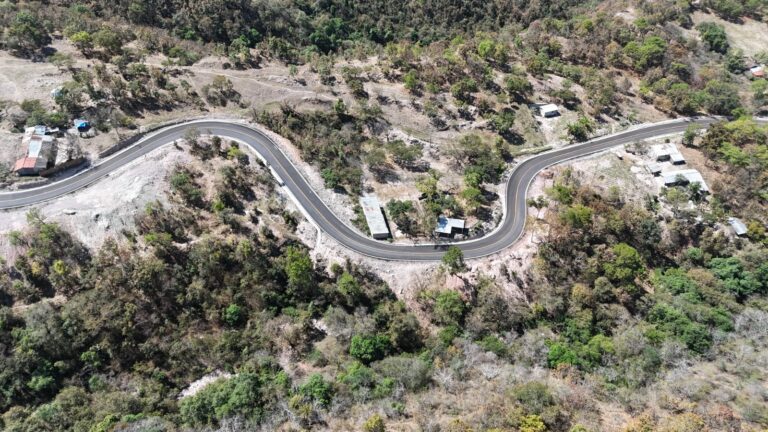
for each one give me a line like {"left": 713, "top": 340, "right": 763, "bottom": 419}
{"left": 691, "top": 11, "right": 768, "bottom": 57}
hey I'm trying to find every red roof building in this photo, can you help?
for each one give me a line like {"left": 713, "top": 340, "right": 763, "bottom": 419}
{"left": 13, "top": 156, "right": 48, "bottom": 176}
{"left": 12, "top": 126, "right": 54, "bottom": 176}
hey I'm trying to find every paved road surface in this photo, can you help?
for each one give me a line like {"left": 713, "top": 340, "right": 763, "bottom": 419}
{"left": 0, "top": 117, "right": 747, "bottom": 260}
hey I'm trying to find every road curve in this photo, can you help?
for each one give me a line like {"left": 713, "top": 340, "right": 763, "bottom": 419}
{"left": 0, "top": 116, "right": 749, "bottom": 260}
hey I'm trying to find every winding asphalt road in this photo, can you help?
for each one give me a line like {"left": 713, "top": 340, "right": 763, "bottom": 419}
{"left": 0, "top": 116, "right": 742, "bottom": 260}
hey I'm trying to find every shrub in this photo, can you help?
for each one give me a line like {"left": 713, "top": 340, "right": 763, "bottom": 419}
{"left": 566, "top": 117, "right": 594, "bottom": 142}
{"left": 363, "top": 414, "right": 386, "bottom": 432}
{"left": 511, "top": 381, "right": 556, "bottom": 415}
{"left": 603, "top": 243, "right": 644, "bottom": 284}
{"left": 337, "top": 361, "right": 375, "bottom": 391}
{"left": 336, "top": 272, "right": 362, "bottom": 306}
{"left": 561, "top": 204, "right": 592, "bottom": 229}
{"left": 180, "top": 373, "right": 279, "bottom": 426}
{"left": 697, "top": 22, "right": 729, "bottom": 54}
{"left": 433, "top": 290, "right": 466, "bottom": 325}
{"left": 442, "top": 246, "right": 465, "bottom": 274}
{"left": 622, "top": 36, "right": 667, "bottom": 70}
{"left": 223, "top": 304, "right": 245, "bottom": 326}
{"left": 349, "top": 334, "right": 392, "bottom": 364}
{"left": 373, "top": 356, "right": 431, "bottom": 391}
{"left": 478, "top": 335, "right": 507, "bottom": 356}
{"left": 298, "top": 374, "right": 334, "bottom": 406}
{"left": 170, "top": 169, "right": 204, "bottom": 207}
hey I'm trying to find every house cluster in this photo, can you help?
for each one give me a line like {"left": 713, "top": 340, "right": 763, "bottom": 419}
{"left": 643, "top": 143, "right": 710, "bottom": 193}
{"left": 357, "top": 103, "right": 559, "bottom": 241}
{"left": 359, "top": 196, "right": 468, "bottom": 241}
{"left": 11, "top": 122, "right": 85, "bottom": 177}
{"left": 638, "top": 141, "right": 758, "bottom": 237}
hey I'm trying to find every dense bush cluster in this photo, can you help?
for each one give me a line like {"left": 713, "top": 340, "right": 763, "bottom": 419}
{"left": 698, "top": 119, "right": 768, "bottom": 228}
{"left": 528, "top": 161, "right": 768, "bottom": 380}
{"left": 256, "top": 104, "right": 368, "bottom": 194}
{"left": 2, "top": 0, "right": 768, "bottom": 429}
{"left": 0, "top": 157, "right": 427, "bottom": 430}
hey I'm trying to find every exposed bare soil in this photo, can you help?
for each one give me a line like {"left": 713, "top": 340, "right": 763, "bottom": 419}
{"left": 691, "top": 11, "right": 768, "bottom": 57}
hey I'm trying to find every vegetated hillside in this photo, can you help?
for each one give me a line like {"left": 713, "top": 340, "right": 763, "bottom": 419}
{"left": 1, "top": 0, "right": 768, "bottom": 430}
{"left": 2, "top": 0, "right": 767, "bottom": 222}
{"left": 52, "top": 0, "right": 588, "bottom": 47}
{"left": 1, "top": 122, "right": 768, "bottom": 431}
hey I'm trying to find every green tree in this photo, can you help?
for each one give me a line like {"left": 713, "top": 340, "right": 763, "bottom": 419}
{"left": 92, "top": 27, "right": 123, "bottom": 55}
{"left": 180, "top": 373, "right": 283, "bottom": 426}
{"left": 49, "top": 53, "right": 75, "bottom": 72}
{"left": 566, "top": 117, "right": 594, "bottom": 142}
{"left": 223, "top": 304, "right": 244, "bottom": 326}
{"left": 752, "top": 79, "right": 768, "bottom": 107}
{"left": 460, "top": 186, "right": 484, "bottom": 214}
{"left": 477, "top": 39, "right": 495, "bottom": 58}
{"left": 603, "top": 243, "right": 644, "bottom": 284}
{"left": 623, "top": 36, "right": 667, "bottom": 70}
{"left": 363, "top": 414, "right": 387, "bottom": 432}
{"left": 506, "top": 74, "right": 533, "bottom": 101}
{"left": 386, "top": 200, "right": 417, "bottom": 236}
{"left": 7, "top": 11, "right": 50, "bottom": 55}
{"left": 491, "top": 109, "right": 516, "bottom": 136}
{"left": 682, "top": 124, "right": 699, "bottom": 147}
{"left": 228, "top": 36, "right": 252, "bottom": 67}
{"left": 450, "top": 78, "right": 478, "bottom": 103}
{"left": 299, "top": 374, "right": 334, "bottom": 406}
{"left": 283, "top": 246, "right": 315, "bottom": 299}
{"left": 667, "top": 83, "right": 700, "bottom": 114}
{"left": 386, "top": 140, "right": 423, "bottom": 168}
{"left": 697, "top": 22, "right": 729, "bottom": 54}
{"left": 433, "top": 291, "right": 466, "bottom": 325}
{"left": 336, "top": 271, "right": 362, "bottom": 305}
{"left": 442, "top": 246, "right": 465, "bottom": 273}
{"left": 349, "top": 334, "right": 392, "bottom": 363}
{"left": 69, "top": 31, "right": 93, "bottom": 53}
{"left": 321, "top": 168, "right": 342, "bottom": 189}
{"left": 403, "top": 70, "right": 420, "bottom": 93}
{"left": 709, "top": 256, "right": 765, "bottom": 298}
{"left": 561, "top": 204, "right": 593, "bottom": 229}
{"left": 701, "top": 80, "right": 741, "bottom": 115}
{"left": 647, "top": 303, "right": 712, "bottom": 353}
{"left": 170, "top": 169, "right": 204, "bottom": 207}
{"left": 511, "top": 381, "right": 556, "bottom": 414}
{"left": 725, "top": 49, "right": 746, "bottom": 73}
{"left": 309, "top": 17, "right": 348, "bottom": 53}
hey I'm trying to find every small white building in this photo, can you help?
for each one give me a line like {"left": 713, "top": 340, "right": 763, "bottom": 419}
{"left": 728, "top": 217, "right": 748, "bottom": 236}
{"left": 435, "top": 215, "right": 466, "bottom": 237}
{"left": 539, "top": 104, "right": 560, "bottom": 118}
{"left": 663, "top": 169, "right": 709, "bottom": 193}
{"left": 651, "top": 143, "right": 685, "bottom": 165}
{"left": 670, "top": 152, "right": 685, "bottom": 165}
{"left": 750, "top": 65, "right": 765, "bottom": 79}
{"left": 646, "top": 162, "right": 662, "bottom": 176}
{"left": 360, "top": 196, "right": 390, "bottom": 240}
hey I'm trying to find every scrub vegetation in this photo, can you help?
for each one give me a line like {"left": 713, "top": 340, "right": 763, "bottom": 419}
{"left": 1, "top": 0, "right": 768, "bottom": 431}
